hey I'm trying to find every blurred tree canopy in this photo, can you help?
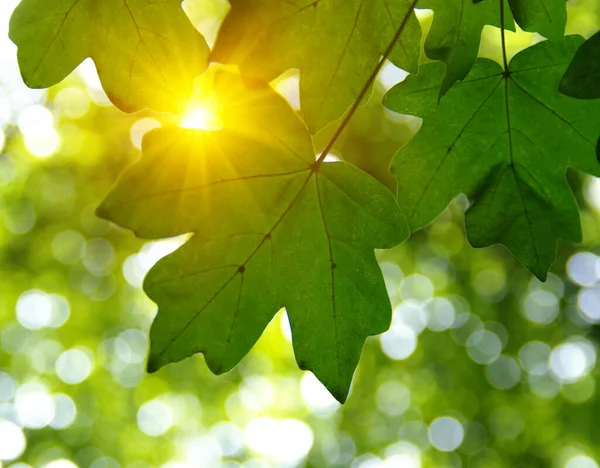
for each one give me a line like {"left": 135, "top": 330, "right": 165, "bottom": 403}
{"left": 1, "top": 1, "right": 600, "bottom": 468}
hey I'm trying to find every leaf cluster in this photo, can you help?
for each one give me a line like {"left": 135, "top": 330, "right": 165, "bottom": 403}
{"left": 8, "top": 0, "right": 600, "bottom": 401}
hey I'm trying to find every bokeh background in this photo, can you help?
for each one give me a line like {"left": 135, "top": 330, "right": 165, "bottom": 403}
{"left": 1, "top": 1, "right": 600, "bottom": 467}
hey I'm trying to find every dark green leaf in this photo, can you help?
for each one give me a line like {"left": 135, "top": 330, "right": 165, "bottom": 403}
{"left": 560, "top": 31, "right": 600, "bottom": 99}
{"left": 97, "top": 70, "right": 408, "bottom": 402}
{"left": 420, "top": 0, "right": 514, "bottom": 96}
{"left": 211, "top": 0, "right": 421, "bottom": 133}
{"left": 9, "top": 0, "right": 209, "bottom": 113}
{"left": 508, "top": 0, "right": 566, "bottom": 40}
{"left": 385, "top": 37, "right": 600, "bottom": 280}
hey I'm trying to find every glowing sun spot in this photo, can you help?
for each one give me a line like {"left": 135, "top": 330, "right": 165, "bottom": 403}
{"left": 180, "top": 104, "right": 222, "bottom": 130}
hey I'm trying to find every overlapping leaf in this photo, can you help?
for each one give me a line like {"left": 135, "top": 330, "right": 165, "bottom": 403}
{"left": 508, "top": 0, "right": 566, "bottom": 40}
{"left": 9, "top": 0, "right": 209, "bottom": 113}
{"left": 560, "top": 31, "right": 600, "bottom": 99}
{"left": 384, "top": 37, "right": 600, "bottom": 279}
{"left": 420, "top": 0, "right": 514, "bottom": 95}
{"left": 97, "top": 71, "right": 408, "bottom": 402}
{"left": 211, "top": 0, "right": 421, "bottom": 133}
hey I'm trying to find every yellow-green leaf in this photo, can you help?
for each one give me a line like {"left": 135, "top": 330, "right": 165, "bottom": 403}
{"left": 212, "top": 0, "right": 421, "bottom": 133}
{"left": 9, "top": 0, "right": 209, "bottom": 113}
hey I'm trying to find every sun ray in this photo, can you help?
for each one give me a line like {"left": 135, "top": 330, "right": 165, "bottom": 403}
{"left": 180, "top": 103, "right": 222, "bottom": 130}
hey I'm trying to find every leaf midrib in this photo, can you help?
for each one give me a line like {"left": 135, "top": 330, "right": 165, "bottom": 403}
{"left": 28, "top": 0, "right": 81, "bottom": 82}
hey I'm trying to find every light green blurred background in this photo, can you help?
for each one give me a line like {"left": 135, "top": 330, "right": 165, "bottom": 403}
{"left": 1, "top": 1, "right": 600, "bottom": 467}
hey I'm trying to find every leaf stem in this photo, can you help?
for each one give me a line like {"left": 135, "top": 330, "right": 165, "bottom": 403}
{"left": 499, "top": 0, "right": 509, "bottom": 72}
{"left": 315, "top": 0, "right": 419, "bottom": 166}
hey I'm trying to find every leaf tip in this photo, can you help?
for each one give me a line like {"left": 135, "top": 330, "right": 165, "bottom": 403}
{"left": 331, "top": 388, "right": 349, "bottom": 405}
{"left": 94, "top": 202, "right": 111, "bottom": 221}
{"left": 557, "top": 75, "right": 573, "bottom": 97}
{"left": 205, "top": 356, "right": 228, "bottom": 376}
{"left": 533, "top": 270, "right": 548, "bottom": 283}
{"left": 313, "top": 375, "right": 349, "bottom": 404}
{"left": 304, "top": 372, "right": 349, "bottom": 404}
{"left": 146, "top": 357, "right": 161, "bottom": 374}
{"left": 529, "top": 263, "right": 550, "bottom": 283}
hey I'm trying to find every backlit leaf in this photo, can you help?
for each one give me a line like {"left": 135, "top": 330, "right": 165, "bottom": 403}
{"left": 508, "top": 0, "right": 566, "bottom": 41}
{"left": 420, "top": 0, "right": 514, "bottom": 96}
{"left": 211, "top": 0, "right": 421, "bottom": 133}
{"left": 98, "top": 70, "right": 408, "bottom": 402}
{"left": 385, "top": 36, "right": 600, "bottom": 279}
{"left": 9, "top": 0, "right": 209, "bottom": 113}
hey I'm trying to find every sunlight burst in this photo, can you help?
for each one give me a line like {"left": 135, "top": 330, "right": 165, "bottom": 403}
{"left": 180, "top": 104, "right": 222, "bottom": 131}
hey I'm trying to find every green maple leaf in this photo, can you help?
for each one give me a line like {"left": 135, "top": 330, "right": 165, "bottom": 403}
{"left": 384, "top": 36, "right": 600, "bottom": 280}
{"left": 211, "top": 0, "right": 421, "bottom": 133}
{"left": 508, "top": 0, "right": 566, "bottom": 40}
{"left": 9, "top": 0, "right": 209, "bottom": 113}
{"left": 560, "top": 31, "right": 600, "bottom": 99}
{"left": 97, "top": 71, "right": 408, "bottom": 402}
{"left": 420, "top": 0, "right": 514, "bottom": 95}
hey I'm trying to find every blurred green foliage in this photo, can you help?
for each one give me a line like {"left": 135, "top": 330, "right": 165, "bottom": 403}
{"left": 1, "top": 1, "right": 600, "bottom": 467}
